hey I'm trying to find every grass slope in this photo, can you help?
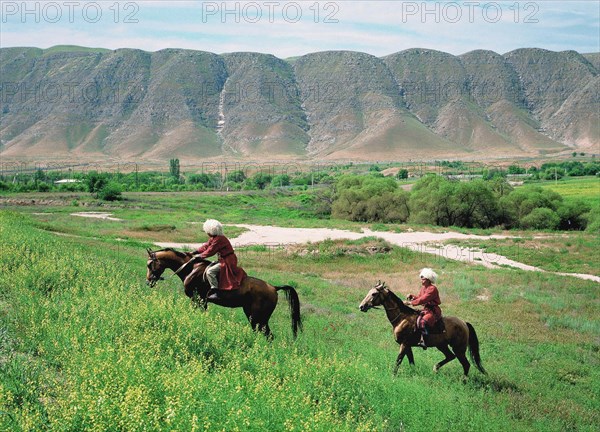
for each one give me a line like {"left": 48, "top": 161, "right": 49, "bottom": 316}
{"left": 1, "top": 212, "right": 599, "bottom": 431}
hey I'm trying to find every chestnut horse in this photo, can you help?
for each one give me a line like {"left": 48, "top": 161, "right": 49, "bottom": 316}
{"left": 359, "top": 281, "right": 485, "bottom": 376}
{"left": 146, "top": 248, "right": 302, "bottom": 339}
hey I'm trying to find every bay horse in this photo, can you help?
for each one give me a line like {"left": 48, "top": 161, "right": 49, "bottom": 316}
{"left": 359, "top": 281, "right": 486, "bottom": 376}
{"left": 146, "top": 248, "right": 302, "bottom": 339}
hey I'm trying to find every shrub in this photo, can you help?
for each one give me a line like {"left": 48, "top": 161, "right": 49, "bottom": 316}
{"left": 396, "top": 169, "right": 409, "bottom": 179}
{"left": 499, "top": 186, "right": 563, "bottom": 228}
{"left": 187, "top": 173, "right": 219, "bottom": 188}
{"left": 36, "top": 182, "right": 51, "bottom": 192}
{"left": 332, "top": 175, "right": 408, "bottom": 222}
{"left": 271, "top": 174, "right": 290, "bottom": 187}
{"left": 97, "top": 182, "right": 123, "bottom": 201}
{"left": 543, "top": 167, "right": 565, "bottom": 180}
{"left": 408, "top": 176, "right": 499, "bottom": 228}
{"left": 556, "top": 200, "right": 591, "bottom": 230}
{"left": 248, "top": 172, "right": 272, "bottom": 190}
{"left": 226, "top": 170, "right": 246, "bottom": 183}
{"left": 520, "top": 207, "right": 560, "bottom": 230}
{"left": 86, "top": 171, "right": 108, "bottom": 193}
{"left": 584, "top": 206, "right": 600, "bottom": 233}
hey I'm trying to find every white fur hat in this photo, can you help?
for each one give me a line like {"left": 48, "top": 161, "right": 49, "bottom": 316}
{"left": 419, "top": 268, "right": 438, "bottom": 284}
{"left": 203, "top": 219, "right": 223, "bottom": 236}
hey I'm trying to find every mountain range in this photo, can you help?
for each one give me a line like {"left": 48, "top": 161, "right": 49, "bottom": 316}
{"left": 1, "top": 45, "right": 598, "bottom": 161}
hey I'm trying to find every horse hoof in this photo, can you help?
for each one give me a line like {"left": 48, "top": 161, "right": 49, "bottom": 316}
{"left": 433, "top": 366, "right": 440, "bottom": 373}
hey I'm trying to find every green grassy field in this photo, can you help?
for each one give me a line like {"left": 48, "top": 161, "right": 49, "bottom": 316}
{"left": 1, "top": 209, "right": 599, "bottom": 431}
{"left": 445, "top": 234, "right": 600, "bottom": 276}
{"left": 535, "top": 176, "right": 600, "bottom": 202}
{"left": 1, "top": 190, "right": 468, "bottom": 249}
{"left": 438, "top": 176, "right": 600, "bottom": 275}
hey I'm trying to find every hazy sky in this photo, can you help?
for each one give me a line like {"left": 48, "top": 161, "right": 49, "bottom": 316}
{"left": 1, "top": 1, "right": 599, "bottom": 57}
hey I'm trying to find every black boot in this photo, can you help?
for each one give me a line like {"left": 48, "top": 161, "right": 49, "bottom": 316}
{"left": 207, "top": 288, "right": 221, "bottom": 301}
{"left": 417, "top": 333, "right": 428, "bottom": 350}
{"left": 207, "top": 289, "right": 237, "bottom": 302}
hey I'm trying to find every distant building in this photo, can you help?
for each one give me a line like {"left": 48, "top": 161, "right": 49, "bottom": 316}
{"left": 54, "top": 179, "right": 81, "bottom": 184}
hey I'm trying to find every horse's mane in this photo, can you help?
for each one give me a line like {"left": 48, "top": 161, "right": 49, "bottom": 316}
{"left": 387, "top": 289, "right": 419, "bottom": 315}
{"left": 155, "top": 248, "right": 189, "bottom": 259}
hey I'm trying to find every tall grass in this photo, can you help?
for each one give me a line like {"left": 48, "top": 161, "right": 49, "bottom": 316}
{"left": 1, "top": 211, "right": 599, "bottom": 431}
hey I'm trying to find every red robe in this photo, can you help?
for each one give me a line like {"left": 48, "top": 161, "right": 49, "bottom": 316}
{"left": 196, "top": 235, "right": 246, "bottom": 290}
{"left": 410, "top": 284, "right": 442, "bottom": 327}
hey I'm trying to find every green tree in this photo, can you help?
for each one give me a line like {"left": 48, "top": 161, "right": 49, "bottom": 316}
{"left": 543, "top": 167, "right": 565, "bottom": 180}
{"left": 520, "top": 208, "right": 560, "bottom": 230}
{"left": 408, "top": 176, "right": 500, "bottom": 228}
{"left": 271, "top": 174, "right": 290, "bottom": 187}
{"left": 97, "top": 182, "right": 123, "bottom": 201}
{"left": 332, "top": 175, "right": 408, "bottom": 222}
{"left": 169, "top": 159, "right": 180, "bottom": 181}
{"left": 396, "top": 169, "right": 409, "bottom": 179}
{"left": 86, "top": 172, "right": 108, "bottom": 194}
{"left": 507, "top": 165, "right": 526, "bottom": 174}
{"left": 248, "top": 172, "right": 272, "bottom": 190}
{"left": 34, "top": 168, "right": 47, "bottom": 183}
{"left": 226, "top": 170, "right": 246, "bottom": 183}
{"left": 556, "top": 200, "right": 591, "bottom": 230}
{"left": 499, "top": 186, "right": 563, "bottom": 228}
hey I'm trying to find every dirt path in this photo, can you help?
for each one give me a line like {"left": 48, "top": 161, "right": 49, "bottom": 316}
{"left": 71, "top": 212, "right": 123, "bottom": 221}
{"left": 155, "top": 224, "right": 600, "bottom": 283}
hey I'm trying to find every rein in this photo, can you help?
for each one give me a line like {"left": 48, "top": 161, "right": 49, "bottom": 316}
{"left": 384, "top": 302, "right": 404, "bottom": 325}
{"left": 380, "top": 289, "right": 417, "bottom": 325}
{"left": 148, "top": 252, "right": 210, "bottom": 286}
{"left": 164, "top": 255, "right": 200, "bottom": 280}
{"left": 147, "top": 250, "right": 198, "bottom": 286}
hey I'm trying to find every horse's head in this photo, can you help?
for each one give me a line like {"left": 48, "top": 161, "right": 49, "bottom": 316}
{"left": 359, "top": 280, "right": 389, "bottom": 312}
{"left": 146, "top": 248, "right": 166, "bottom": 288}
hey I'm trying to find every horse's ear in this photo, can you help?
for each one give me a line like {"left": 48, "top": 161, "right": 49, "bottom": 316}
{"left": 382, "top": 281, "right": 387, "bottom": 288}
{"left": 146, "top": 248, "right": 152, "bottom": 256}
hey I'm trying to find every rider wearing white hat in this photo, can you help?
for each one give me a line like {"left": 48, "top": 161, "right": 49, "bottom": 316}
{"left": 405, "top": 268, "right": 442, "bottom": 349}
{"left": 193, "top": 219, "right": 246, "bottom": 301}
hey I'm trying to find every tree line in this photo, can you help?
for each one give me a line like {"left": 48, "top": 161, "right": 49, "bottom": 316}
{"left": 328, "top": 174, "right": 597, "bottom": 231}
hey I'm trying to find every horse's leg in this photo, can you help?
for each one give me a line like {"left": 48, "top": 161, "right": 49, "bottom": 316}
{"left": 184, "top": 269, "right": 209, "bottom": 309}
{"left": 184, "top": 282, "right": 195, "bottom": 299}
{"left": 254, "top": 315, "right": 274, "bottom": 340}
{"left": 243, "top": 306, "right": 259, "bottom": 331}
{"left": 406, "top": 346, "right": 415, "bottom": 365}
{"left": 394, "top": 343, "right": 410, "bottom": 375}
{"left": 191, "top": 294, "right": 207, "bottom": 310}
{"left": 455, "top": 351, "right": 471, "bottom": 376}
{"left": 243, "top": 306, "right": 273, "bottom": 340}
{"left": 447, "top": 337, "right": 471, "bottom": 376}
{"left": 244, "top": 292, "right": 277, "bottom": 339}
{"left": 433, "top": 344, "right": 456, "bottom": 373}
{"left": 259, "top": 323, "right": 273, "bottom": 341}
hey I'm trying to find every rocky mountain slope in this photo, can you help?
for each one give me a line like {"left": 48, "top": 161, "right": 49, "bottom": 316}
{"left": 1, "top": 46, "right": 597, "bottom": 161}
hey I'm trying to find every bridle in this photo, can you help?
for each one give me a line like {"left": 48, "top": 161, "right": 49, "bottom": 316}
{"left": 363, "top": 281, "right": 406, "bottom": 324}
{"left": 146, "top": 251, "right": 164, "bottom": 288}
{"left": 146, "top": 248, "right": 203, "bottom": 288}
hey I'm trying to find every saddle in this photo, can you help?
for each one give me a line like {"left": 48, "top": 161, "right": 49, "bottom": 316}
{"left": 429, "top": 318, "right": 446, "bottom": 334}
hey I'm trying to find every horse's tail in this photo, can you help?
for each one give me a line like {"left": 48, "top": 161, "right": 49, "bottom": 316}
{"left": 275, "top": 285, "right": 303, "bottom": 339}
{"left": 466, "top": 322, "right": 486, "bottom": 374}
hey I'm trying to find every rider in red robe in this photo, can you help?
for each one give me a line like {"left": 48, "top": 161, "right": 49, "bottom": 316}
{"left": 194, "top": 219, "right": 246, "bottom": 301}
{"left": 406, "top": 268, "right": 442, "bottom": 349}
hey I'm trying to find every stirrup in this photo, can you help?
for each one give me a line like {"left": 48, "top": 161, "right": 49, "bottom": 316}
{"left": 207, "top": 289, "right": 220, "bottom": 300}
{"left": 417, "top": 337, "right": 428, "bottom": 350}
